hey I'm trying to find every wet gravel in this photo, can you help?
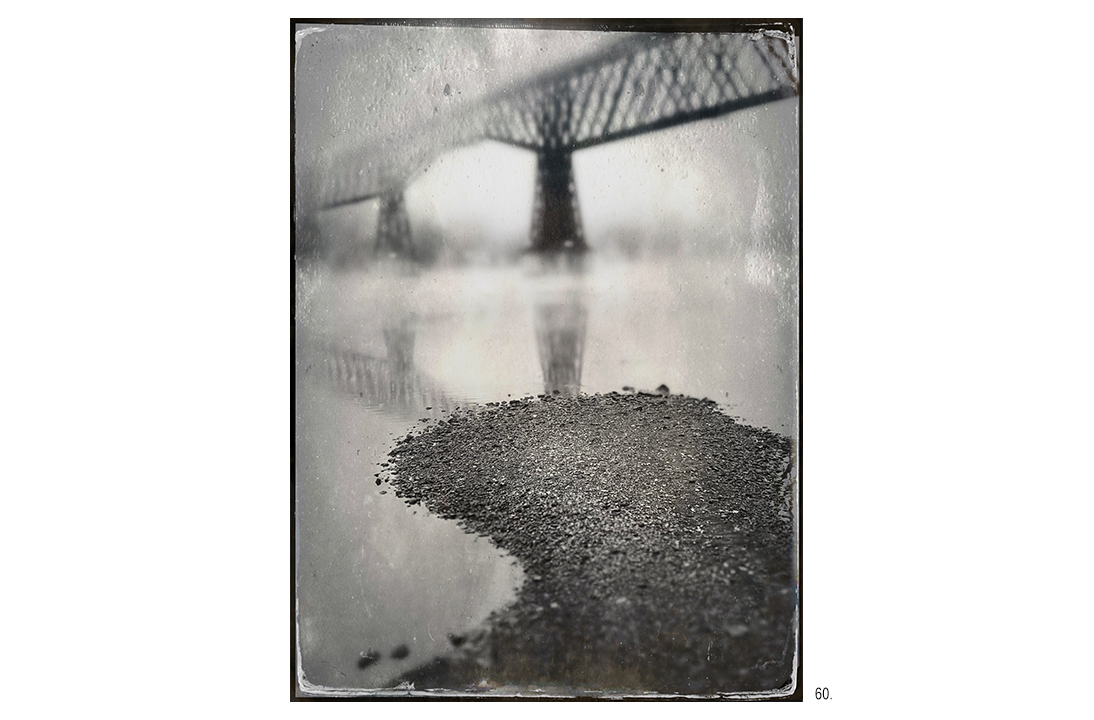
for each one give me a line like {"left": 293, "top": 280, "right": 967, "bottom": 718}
{"left": 377, "top": 391, "right": 797, "bottom": 695}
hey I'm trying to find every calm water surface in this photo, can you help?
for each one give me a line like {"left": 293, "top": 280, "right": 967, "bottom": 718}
{"left": 295, "top": 251, "right": 798, "bottom": 690}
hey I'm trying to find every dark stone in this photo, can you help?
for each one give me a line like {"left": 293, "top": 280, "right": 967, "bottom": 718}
{"left": 357, "top": 649, "right": 380, "bottom": 669}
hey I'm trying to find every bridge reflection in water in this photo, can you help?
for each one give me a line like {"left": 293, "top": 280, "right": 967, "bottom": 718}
{"left": 321, "top": 317, "right": 453, "bottom": 416}
{"left": 534, "top": 291, "right": 587, "bottom": 397}
{"left": 319, "top": 282, "right": 591, "bottom": 406}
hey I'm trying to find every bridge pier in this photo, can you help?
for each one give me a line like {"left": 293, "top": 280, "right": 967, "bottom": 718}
{"left": 530, "top": 148, "right": 586, "bottom": 253}
{"left": 375, "top": 190, "right": 413, "bottom": 257}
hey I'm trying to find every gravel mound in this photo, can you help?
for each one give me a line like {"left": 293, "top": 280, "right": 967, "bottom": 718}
{"left": 378, "top": 391, "right": 797, "bottom": 695}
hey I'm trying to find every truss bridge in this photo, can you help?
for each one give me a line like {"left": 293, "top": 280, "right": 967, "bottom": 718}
{"left": 306, "top": 30, "right": 799, "bottom": 255}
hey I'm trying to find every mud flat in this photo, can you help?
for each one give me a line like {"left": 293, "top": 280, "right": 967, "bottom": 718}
{"left": 377, "top": 391, "right": 797, "bottom": 696}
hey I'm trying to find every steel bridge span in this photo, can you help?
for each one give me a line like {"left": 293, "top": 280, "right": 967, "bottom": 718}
{"left": 305, "top": 30, "right": 799, "bottom": 256}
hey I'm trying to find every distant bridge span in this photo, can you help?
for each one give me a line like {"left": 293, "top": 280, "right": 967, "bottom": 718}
{"left": 307, "top": 30, "right": 799, "bottom": 254}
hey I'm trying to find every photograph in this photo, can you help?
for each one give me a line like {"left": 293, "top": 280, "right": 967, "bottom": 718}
{"left": 292, "top": 19, "right": 801, "bottom": 698}
{"left": 9, "top": 8, "right": 1087, "bottom": 716}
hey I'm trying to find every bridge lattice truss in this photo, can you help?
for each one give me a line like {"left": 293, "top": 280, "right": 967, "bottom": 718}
{"left": 316, "top": 31, "right": 799, "bottom": 252}
{"left": 475, "top": 32, "right": 798, "bottom": 153}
